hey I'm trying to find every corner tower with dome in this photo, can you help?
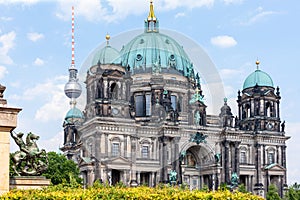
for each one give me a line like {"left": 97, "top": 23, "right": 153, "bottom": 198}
{"left": 60, "top": 2, "right": 289, "bottom": 198}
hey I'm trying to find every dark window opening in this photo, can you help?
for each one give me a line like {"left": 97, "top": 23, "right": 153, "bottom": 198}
{"left": 135, "top": 94, "right": 151, "bottom": 117}
{"left": 171, "top": 95, "right": 177, "bottom": 111}
{"left": 110, "top": 83, "right": 118, "bottom": 99}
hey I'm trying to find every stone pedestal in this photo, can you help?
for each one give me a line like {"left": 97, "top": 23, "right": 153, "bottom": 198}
{"left": 10, "top": 176, "right": 51, "bottom": 190}
{"left": 0, "top": 85, "right": 21, "bottom": 195}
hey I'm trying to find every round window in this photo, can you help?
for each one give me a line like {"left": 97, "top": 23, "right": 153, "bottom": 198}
{"left": 170, "top": 54, "right": 175, "bottom": 61}
{"left": 136, "top": 54, "right": 143, "bottom": 61}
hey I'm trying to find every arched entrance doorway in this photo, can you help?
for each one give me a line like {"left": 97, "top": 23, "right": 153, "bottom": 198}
{"left": 179, "top": 144, "right": 218, "bottom": 190}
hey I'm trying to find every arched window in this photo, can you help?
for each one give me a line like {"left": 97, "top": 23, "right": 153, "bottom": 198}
{"left": 110, "top": 82, "right": 118, "bottom": 99}
{"left": 141, "top": 146, "right": 149, "bottom": 158}
{"left": 267, "top": 147, "right": 275, "bottom": 164}
{"left": 245, "top": 104, "right": 251, "bottom": 118}
{"left": 112, "top": 143, "right": 120, "bottom": 157}
{"left": 266, "top": 102, "right": 272, "bottom": 117}
{"left": 171, "top": 95, "right": 177, "bottom": 111}
{"left": 140, "top": 139, "right": 151, "bottom": 159}
{"left": 240, "top": 146, "right": 248, "bottom": 164}
{"left": 111, "top": 137, "right": 121, "bottom": 157}
{"left": 96, "top": 78, "right": 104, "bottom": 99}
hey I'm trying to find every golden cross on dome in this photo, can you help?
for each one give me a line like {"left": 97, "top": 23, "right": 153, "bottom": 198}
{"left": 148, "top": 0, "right": 156, "bottom": 21}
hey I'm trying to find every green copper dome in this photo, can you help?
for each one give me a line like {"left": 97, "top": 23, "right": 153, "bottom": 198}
{"left": 120, "top": 32, "right": 194, "bottom": 77}
{"left": 65, "top": 107, "right": 84, "bottom": 121}
{"left": 92, "top": 45, "right": 121, "bottom": 66}
{"left": 243, "top": 69, "right": 274, "bottom": 90}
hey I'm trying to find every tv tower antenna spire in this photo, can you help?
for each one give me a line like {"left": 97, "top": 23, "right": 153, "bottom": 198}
{"left": 64, "top": 6, "right": 82, "bottom": 107}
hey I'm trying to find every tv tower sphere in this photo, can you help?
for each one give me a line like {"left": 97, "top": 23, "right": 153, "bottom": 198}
{"left": 64, "top": 77, "right": 82, "bottom": 99}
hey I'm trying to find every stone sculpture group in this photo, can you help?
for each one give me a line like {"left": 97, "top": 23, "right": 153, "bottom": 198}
{"left": 10, "top": 131, "right": 48, "bottom": 176}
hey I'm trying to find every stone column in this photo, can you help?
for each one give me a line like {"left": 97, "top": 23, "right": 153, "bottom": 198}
{"left": 105, "top": 133, "right": 108, "bottom": 158}
{"left": 282, "top": 145, "right": 287, "bottom": 184}
{"left": 124, "top": 135, "right": 127, "bottom": 157}
{"left": 0, "top": 85, "right": 21, "bottom": 195}
{"left": 173, "top": 137, "right": 181, "bottom": 183}
{"left": 224, "top": 141, "right": 230, "bottom": 183}
{"left": 159, "top": 136, "right": 169, "bottom": 183}
{"left": 234, "top": 141, "right": 240, "bottom": 175}
{"left": 130, "top": 136, "right": 138, "bottom": 186}
{"left": 255, "top": 143, "right": 263, "bottom": 186}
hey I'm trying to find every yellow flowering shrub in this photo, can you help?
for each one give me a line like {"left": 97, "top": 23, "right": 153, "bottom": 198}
{"left": 1, "top": 185, "right": 264, "bottom": 200}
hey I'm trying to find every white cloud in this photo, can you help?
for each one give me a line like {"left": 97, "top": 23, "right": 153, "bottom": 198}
{"left": 27, "top": 32, "right": 44, "bottom": 42}
{"left": 0, "top": 0, "right": 215, "bottom": 23}
{"left": 0, "top": 65, "right": 8, "bottom": 79}
{"left": 35, "top": 89, "right": 69, "bottom": 122}
{"left": 38, "top": 131, "right": 64, "bottom": 152}
{"left": 159, "top": 0, "right": 214, "bottom": 10}
{"left": 0, "top": 31, "right": 16, "bottom": 65}
{"left": 0, "top": 16, "right": 13, "bottom": 21}
{"left": 55, "top": 0, "right": 214, "bottom": 23}
{"left": 219, "top": 68, "right": 241, "bottom": 80}
{"left": 55, "top": 0, "right": 109, "bottom": 21}
{"left": 33, "top": 57, "right": 44, "bottom": 66}
{"left": 286, "top": 122, "right": 300, "bottom": 184}
{"left": 0, "top": 0, "right": 39, "bottom": 5}
{"left": 175, "top": 12, "right": 185, "bottom": 19}
{"left": 241, "top": 7, "right": 281, "bottom": 26}
{"left": 223, "top": 0, "right": 243, "bottom": 5}
{"left": 211, "top": 35, "right": 237, "bottom": 48}
{"left": 9, "top": 76, "right": 70, "bottom": 122}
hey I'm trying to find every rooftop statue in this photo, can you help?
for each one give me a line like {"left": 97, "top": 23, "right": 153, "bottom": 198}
{"left": 10, "top": 131, "right": 48, "bottom": 176}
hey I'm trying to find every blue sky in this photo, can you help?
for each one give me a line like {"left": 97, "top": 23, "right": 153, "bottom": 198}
{"left": 0, "top": 0, "right": 299, "bottom": 184}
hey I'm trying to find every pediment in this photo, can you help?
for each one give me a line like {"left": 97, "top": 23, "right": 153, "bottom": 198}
{"left": 264, "top": 163, "right": 286, "bottom": 171}
{"left": 78, "top": 156, "right": 93, "bottom": 165}
{"left": 108, "top": 156, "right": 132, "bottom": 164}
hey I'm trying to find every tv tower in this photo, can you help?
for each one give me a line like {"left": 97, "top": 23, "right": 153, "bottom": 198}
{"left": 64, "top": 6, "right": 82, "bottom": 107}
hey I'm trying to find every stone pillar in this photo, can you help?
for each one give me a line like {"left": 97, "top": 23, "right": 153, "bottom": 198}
{"left": 105, "top": 133, "right": 108, "bottom": 158}
{"left": 159, "top": 136, "right": 169, "bottom": 183}
{"left": 234, "top": 141, "right": 240, "bottom": 175}
{"left": 0, "top": 85, "right": 21, "bottom": 195}
{"left": 130, "top": 136, "right": 138, "bottom": 186}
{"left": 223, "top": 140, "right": 230, "bottom": 183}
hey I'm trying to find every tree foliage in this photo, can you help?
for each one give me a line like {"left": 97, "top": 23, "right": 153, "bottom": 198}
{"left": 284, "top": 182, "right": 300, "bottom": 200}
{"left": 266, "top": 184, "right": 281, "bottom": 200}
{"left": 42, "top": 151, "right": 82, "bottom": 185}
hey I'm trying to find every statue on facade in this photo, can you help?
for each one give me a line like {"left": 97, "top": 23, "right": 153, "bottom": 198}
{"left": 214, "top": 153, "right": 221, "bottom": 164}
{"left": 194, "top": 110, "right": 200, "bottom": 125}
{"left": 169, "top": 170, "right": 177, "bottom": 185}
{"left": 281, "top": 121, "right": 285, "bottom": 132}
{"left": 10, "top": 131, "right": 48, "bottom": 176}
{"left": 230, "top": 172, "right": 239, "bottom": 189}
{"left": 190, "top": 132, "right": 207, "bottom": 145}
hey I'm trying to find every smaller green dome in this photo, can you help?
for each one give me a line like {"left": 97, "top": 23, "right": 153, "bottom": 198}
{"left": 92, "top": 45, "right": 121, "bottom": 66}
{"left": 65, "top": 107, "right": 84, "bottom": 121}
{"left": 243, "top": 69, "right": 274, "bottom": 90}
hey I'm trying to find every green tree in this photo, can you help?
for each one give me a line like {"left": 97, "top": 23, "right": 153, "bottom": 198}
{"left": 266, "top": 184, "right": 281, "bottom": 200}
{"left": 42, "top": 151, "right": 82, "bottom": 185}
{"left": 284, "top": 182, "right": 300, "bottom": 200}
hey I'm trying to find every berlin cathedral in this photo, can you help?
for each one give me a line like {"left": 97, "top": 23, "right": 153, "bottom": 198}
{"left": 60, "top": 1, "right": 290, "bottom": 198}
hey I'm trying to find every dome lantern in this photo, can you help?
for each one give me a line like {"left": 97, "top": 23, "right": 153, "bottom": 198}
{"left": 145, "top": 0, "right": 159, "bottom": 32}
